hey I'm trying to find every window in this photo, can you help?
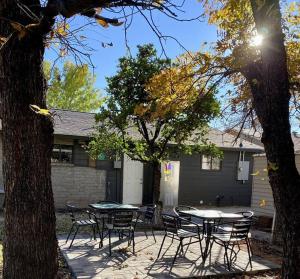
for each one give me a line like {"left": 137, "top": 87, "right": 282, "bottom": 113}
{"left": 201, "top": 155, "right": 221, "bottom": 170}
{"left": 52, "top": 144, "right": 73, "bottom": 163}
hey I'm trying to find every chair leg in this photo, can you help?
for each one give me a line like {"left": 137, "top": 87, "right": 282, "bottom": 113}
{"left": 246, "top": 239, "right": 253, "bottom": 269}
{"left": 108, "top": 230, "right": 112, "bottom": 256}
{"left": 248, "top": 238, "right": 253, "bottom": 256}
{"left": 229, "top": 243, "right": 235, "bottom": 266}
{"left": 132, "top": 230, "right": 135, "bottom": 255}
{"left": 203, "top": 239, "right": 213, "bottom": 265}
{"left": 66, "top": 224, "right": 74, "bottom": 243}
{"left": 144, "top": 230, "right": 148, "bottom": 239}
{"left": 151, "top": 227, "right": 156, "bottom": 242}
{"left": 96, "top": 222, "right": 102, "bottom": 248}
{"left": 184, "top": 237, "right": 192, "bottom": 255}
{"left": 157, "top": 234, "right": 166, "bottom": 259}
{"left": 224, "top": 244, "right": 231, "bottom": 270}
{"left": 69, "top": 226, "right": 79, "bottom": 249}
{"left": 199, "top": 236, "right": 203, "bottom": 258}
{"left": 180, "top": 239, "right": 184, "bottom": 255}
{"left": 93, "top": 226, "right": 96, "bottom": 240}
{"left": 170, "top": 240, "right": 182, "bottom": 273}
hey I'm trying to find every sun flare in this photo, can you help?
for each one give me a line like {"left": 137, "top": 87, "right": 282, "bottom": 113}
{"left": 250, "top": 34, "right": 263, "bottom": 47}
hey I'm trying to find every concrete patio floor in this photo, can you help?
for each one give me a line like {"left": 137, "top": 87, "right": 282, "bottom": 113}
{"left": 59, "top": 232, "right": 279, "bottom": 279}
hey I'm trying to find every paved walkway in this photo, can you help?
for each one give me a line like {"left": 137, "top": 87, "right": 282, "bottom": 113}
{"left": 59, "top": 232, "right": 279, "bottom": 279}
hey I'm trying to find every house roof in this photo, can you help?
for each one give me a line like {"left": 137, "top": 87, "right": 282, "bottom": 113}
{"left": 205, "top": 128, "right": 263, "bottom": 151}
{"left": 227, "top": 127, "right": 300, "bottom": 152}
{"left": 51, "top": 109, "right": 263, "bottom": 151}
{"left": 52, "top": 109, "right": 95, "bottom": 137}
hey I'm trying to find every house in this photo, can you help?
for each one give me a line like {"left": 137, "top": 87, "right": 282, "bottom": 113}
{"left": 142, "top": 128, "right": 263, "bottom": 207}
{"left": 0, "top": 109, "right": 263, "bottom": 208}
{"left": 0, "top": 109, "right": 109, "bottom": 208}
{"left": 251, "top": 132, "right": 300, "bottom": 219}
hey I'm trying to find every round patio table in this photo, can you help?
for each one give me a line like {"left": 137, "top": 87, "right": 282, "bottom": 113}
{"left": 179, "top": 209, "right": 243, "bottom": 262}
{"left": 89, "top": 203, "right": 139, "bottom": 211}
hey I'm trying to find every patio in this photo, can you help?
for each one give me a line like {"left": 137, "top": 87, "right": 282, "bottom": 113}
{"left": 59, "top": 232, "right": 279, "bottom": 279}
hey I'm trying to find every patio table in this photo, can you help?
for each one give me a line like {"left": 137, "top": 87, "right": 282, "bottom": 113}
{"left": 89, "top": 203, "right": 139, "bottom": 211}
{"left": 180, "top": 209, "right": 243, "bottom": 263}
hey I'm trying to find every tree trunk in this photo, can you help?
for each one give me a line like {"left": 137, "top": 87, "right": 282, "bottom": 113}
{"left": 248, "top": 1, "right": 300, "bottom": 277}
{"left": 152, "top": 161, "right": 161, "bottom": 205}
{"left": 0, "top": 1, "right": 58, "bottom": 278}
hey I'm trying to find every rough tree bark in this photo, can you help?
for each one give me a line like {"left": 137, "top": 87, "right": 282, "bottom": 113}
{"left": 0, "top": 0, "right": 58, "bottom": 278}
{"left": 247, "top": 1, "right": 300, "bottom": 278}
{"left": 152, "top": 161, "right": 161, "bottom": 205}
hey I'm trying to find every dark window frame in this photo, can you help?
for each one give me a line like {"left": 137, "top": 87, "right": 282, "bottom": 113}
{"left": 201, "top": 155, "right": 222, "bottom": 171}
{"left": 52, "top": 144, "right": 73, "bottom": 164}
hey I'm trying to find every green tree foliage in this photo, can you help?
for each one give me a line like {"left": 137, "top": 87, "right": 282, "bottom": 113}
{"left": 44, "top": 61, "right": 102, "bottom": 112}
{"left": 88, "top": 44, "right": 220, "bottom": 203}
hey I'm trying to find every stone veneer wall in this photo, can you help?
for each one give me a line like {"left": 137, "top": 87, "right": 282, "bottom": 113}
{"left": 51, "top": 163, "right": 106, "bottom": 208}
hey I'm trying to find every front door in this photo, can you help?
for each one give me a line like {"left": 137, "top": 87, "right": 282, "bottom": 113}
{"left": 122, "top": 155, "right": 143, "bottom": 204}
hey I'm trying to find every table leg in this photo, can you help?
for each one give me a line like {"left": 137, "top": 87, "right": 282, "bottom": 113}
{"left": 202, "top": 221, "right": 212, "bottom": 264}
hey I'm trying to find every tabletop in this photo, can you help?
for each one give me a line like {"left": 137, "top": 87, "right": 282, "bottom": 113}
{"left": 89, "top": 203, "right": 139, "bottom": 211}
{"left": 180, "top": 209, "right": 243, "bottom": 219}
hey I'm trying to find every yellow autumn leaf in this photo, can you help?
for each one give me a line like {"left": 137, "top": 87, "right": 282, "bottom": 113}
{"left": 0, "top": 36, "right": 7, "bottom": 45}
{"left": 56, "top": 23, "right": 70, "bottom": 36}
{"left": 267, "top": 162, "right": 279, "bottom": 171}
{"left": 259, "top": 199, "right": 266, "bottom": 207}
{"left": 250, "top": 170, "right": 260, "bottom": 176}
{"left": 30, "top": 105, "right": 50, "bottom": 116}
{"left": 96, "top": 18, "right": 109, "bottom": 28}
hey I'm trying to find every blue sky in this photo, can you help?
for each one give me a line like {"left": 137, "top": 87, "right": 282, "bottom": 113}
{"left": 45, "top": 1, "right": 217, "bottom": 92}
{"left": 45, "top": 0, "right": 299, "bottom": 131}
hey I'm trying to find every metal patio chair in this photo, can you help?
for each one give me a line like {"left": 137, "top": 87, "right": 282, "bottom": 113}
{"left": 134, "top": 204, "right": 157, "bottom": 242}
{"left": 65, "top": 204, "right": 101, "bottom": 249}
{"left": 106, "top": 210, "right": 136, "bottom": 256}
{"left": 157, "top": 213, "right": 204, "bottom": 273}
{"left": 91, "top": 200, "right": 121, "bottom": 243}
{"left": 208, "top": 218, "right": 253, "bottom": 270}
{"left": 217, "top": 211, "right": 254, "bottom": 232}
{"left": 174, "top": 205, "right": 204, "bottom": 231}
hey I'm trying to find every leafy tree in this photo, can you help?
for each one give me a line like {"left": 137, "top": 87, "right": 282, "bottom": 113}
{"left": 44, "top": 61, "right": 102, "bottom": 112}
{"left": 0, "top": 1, "right": 189, "bottom": 277}
{"left": 89, "top": 44, "right": 220, "bottom": 204}
{"left": 191, "top": 1, "right": 300, "bottom": 277}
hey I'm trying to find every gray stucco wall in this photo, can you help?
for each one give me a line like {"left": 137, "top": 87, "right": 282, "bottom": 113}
{"left": 178, "top": 150, "right": 255, "bottom": 206}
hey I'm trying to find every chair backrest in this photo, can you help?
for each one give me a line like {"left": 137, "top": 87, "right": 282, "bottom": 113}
{"left": 174, "top": 205, "right": 197, "bottom": 221}
{"left": 162, "top": 214, "right": 178, "bottom": 234}
{"left": 235, "top": 211, "right": 254, "bottom": 218}
{"left": 230, "top": 219, "right": 252, "bottom": 240}
{"left": 112, "top": 211, "right": 134, "bottom": 229}
{"left": 98, "top": 200, "right": 120, "bottom": 205}
{"left": 66, "top": 204, "right": 78, "bottom": 223}
{"left": 144, "top": 204, "right": 156, "bottom": 221}
{"left": 235, "top": 211, "right": 254, "bottom": 221}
